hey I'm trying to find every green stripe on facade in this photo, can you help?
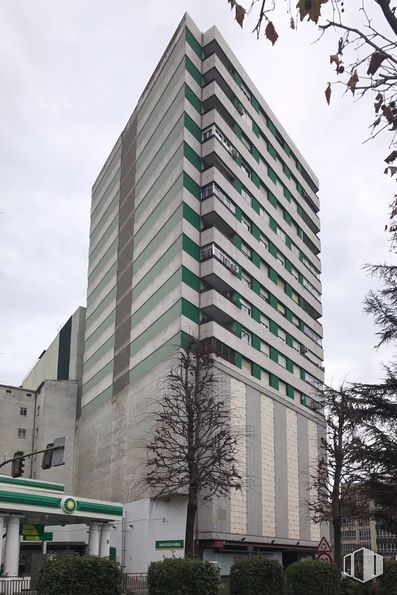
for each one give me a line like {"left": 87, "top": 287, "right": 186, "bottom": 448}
{"left": 182, "top": 234, "right": 200, "bottom": 261}
{"left": 129, "top": 301, "right": 181, "bottom": 355}
{"left": 85, "top": 286, "right": 117, "bottom": 327}
{"left": 181, "top": 298, "right": 199, "bottom": 323}
{"left": 83, "top": 360, "right": 113, "bottom": 393}
{"left": 129, "top": 332, "right": 182, "bottom": 384}
{"left": 186, "top": 28, "right": 202, "bottom": 58}
{"left": 133, "top": 236, "right": 182, "bottom": 301}
{"left": 0, "top": 477, "right": 64, "bottom": 492}
{"left": 131, "top": 271, "right": 181, "bottom": 328}
{"left": 185, "top": 84, "right": 202, "bottom": 114}
{"left": 183, "top": 142, "right": 201, "bottom": 170}
{"left": 182, "top": 266, "right": 200, "bottom": 291}
{"left": 85, "top": 310, "right": 116, "bottom": 351}
{"left": 185, "top": 56, "right": 202, "bottom": 86}
{"left": 184, "top": 113, "right": 201, "bottom": 142}
{"left": 183, "top": 202, "right": 200, "bottom": 230}
{"left": 183, "top": 171, "right": 201, "bottom": 199}
{"left": 84, "top": 335, "right": 115, "bottom": 373}
{"left": 81, "top": 386, "right": 113, "bottom": 414}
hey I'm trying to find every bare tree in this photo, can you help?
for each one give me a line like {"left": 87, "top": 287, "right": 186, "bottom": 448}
{"left": 145, "top": 338, "right": 242, "bottom": 557}
{"left": 309, "top": 384, "right": 365, "bottom": 569}
{"left": 226, "top": 0, "right": 397, "bottom": 245}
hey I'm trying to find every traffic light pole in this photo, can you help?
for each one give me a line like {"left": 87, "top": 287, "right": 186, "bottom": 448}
{"left": 0, "top": 445, "right": 63, "bottom": 470}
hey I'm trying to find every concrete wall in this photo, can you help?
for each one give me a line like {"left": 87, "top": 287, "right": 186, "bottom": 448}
{"left": 0, "top": 385, "right": 35, "bottom": 477}
{"left": 31, "top": 380, "right": 78, "bottom": 492}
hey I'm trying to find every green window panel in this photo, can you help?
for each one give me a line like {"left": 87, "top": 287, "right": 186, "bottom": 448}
{"left": 283, "top": 164, "right": 291, "bottom": 179}
{"left": 234, "top": 234, "right": 242, "bottom": 250}
{"left": 285, "top": 284, "right": 292, "bottom": 298}
{"left": 183, "top": 202, "right": 200, "bottom": 230}
{"left": 286, "top": 334, "right": 293, "bottom": 348}
{"left": 287, "top": 385, "right": 295, "bottom": 399}
{"left": 286, "top": 359, "right": 294, "bottom": 373}
{"left": 235, "top": 206, "right": 243, "bottom": 222}
{"left": 252, "top": 335, "right": 261, "bottom": 351}
{"left": 269, "top": 320, "right": 278, "bottom": 336}
{"left": 251, "top": 362, "right": 261, "bottom": 379}
{"left": 252, "top": 224, "right": 260, "bottom": 241}
{"left": 185, "top": 84, "right": 202, "bottom": 114}
{"left": 268, "top": 267, "right": 278, "bottom": 284}
{"left": 284, "top": 187, "right": 292, "bottom": 202}
{"left": 269, "top": 346, "right": 278, "bottom": 363}
{"left": 234, "top": 71, "right": 242, "bottom": 87}
{"left": 181, "top": 298, "right": 200, "bottom": 323}
{"left": 268, "top": 294, "right": 278, "bottom": 309}
{"left": 252, "top": 252, "right": 261, "bottom": 268}
{"left": 269, "top": 374, "right": 279, "bottom": 390}
{"left": 268, "top": 167, "right": 277, "bottom": 184}
{"left": 268, "top": 193, "right": 278, "bottom": 209}
{"left": 235, "top": 353, "right": 242, "bottom": 368}
{"left": 182, "top": 233, "right": 200, "bottom": 261}
{"left": 285, "top": 236, "right": 292, "bottom": 249}
{"left": 233, "top": 178, "right": 242, "bottom": 194}
{"left": 284, "top": 259, "right": 292, "bottom": 273}
{"left": 267, "top": 119, "right": 277, "bottom": 135}
{"left": 184, "top": 142, "right": 201, "bottom": 171}
{"left": 252, "top": 197, "right": 261, "bottom": 214}
{"left": 185, "top": 56, "right": 202, "bottom": 86}
{"left": 182, "top": 266, "right": 200, "bottom": 292}
{"left": 252, "top": 146, "right": 260, "bottom": 163}
{"left": 234, "top": 321, "right": 242, "bottom": 337}
{"left": 267, "top": 143, "right": 277, "bottom": 160}
{"left": 184, "top": 112, "right": 201, "bottom": 142}
{"left": 252, "top": 278, "right": 261, "bottom": 295}
{"left": 251, "top": 95, "right": 260, "bottom": 113}
{"left": 234, "top": 124, "right": 242, "bottom": 139}
{"left": 252, "top": 306, "right": 261, "bottom": 323}
{"left": 268, "top": 242, "right": 277, "bottom": 258}
{"left": 251, "top": 171, "right": 261, "bottom": 188}
{"left": 183, "top": 171, "right": 200, "bottom": 199}
{"left": 269, "top": 216, "right": 277, "bottom": 233}
{"left": 186, "top": 28, "right": 202, "bottom": 58}
{"left": 300, "top": 369, "right": 306, "bottom": 381}
{"left": 252, "top": 121, "right": 260, "bottom": 137}
{"left": 283, "top": 211, "right": 292, "bottom": 226}
{"left": 285, "top": 308, "right": 293, "bottom": 323}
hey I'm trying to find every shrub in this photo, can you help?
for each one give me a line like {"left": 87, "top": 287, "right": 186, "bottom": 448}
{"left": 229, "top": 556, "right": 285, "bottom": 595}
{"left": 147, "top": 557, "right": 219, "bottom": 595}
{"left": 37, "top": 554, "right": 122, "bottom": 595}
{"left": 340, "top": 577, "right": 377, "bottom": 594}
{"left": 286, "top": 560, "right": 339, "bottom": 595}
{"left": 379, "top": 560, "right": 397, "bottom": 594}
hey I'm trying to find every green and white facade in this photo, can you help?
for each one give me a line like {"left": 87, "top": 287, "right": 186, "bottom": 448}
{"left": 76, "top": 14, "right": 326, "bottom": 567}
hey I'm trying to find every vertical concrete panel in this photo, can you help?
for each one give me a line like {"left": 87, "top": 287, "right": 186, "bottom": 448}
{"left": 297, "top": 414, "right": 311, "bottom": 540}
{"left": 261, "top": 394, "right": 275, "bottom": 537}
{"left": 308, "top": 420, "right": 321, "bottom": 541}
{"left": 274, "top": 401, "right": 288, "bottom": 538}
{"left": 230, "top": 378, "right": 247, "bottom": 535}
{"left": 286, "top": 409, "right": 299, "bottom": 539}
{"left": 246, "top": 386, "right": 262, "bottom": 536}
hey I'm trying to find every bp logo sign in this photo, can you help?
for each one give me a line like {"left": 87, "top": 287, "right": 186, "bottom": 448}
{"left": 344, "top": 547, "right": 383, "bottom": 583}
{"left": 62, "top": 496, "right": 77, "bottom": 514}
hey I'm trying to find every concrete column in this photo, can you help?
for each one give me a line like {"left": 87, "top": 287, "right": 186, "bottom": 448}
{"left": 4, "top": 516, "right": 21, "bottom": 577}
{"left": 99, "top": 524, "right": 111, "bottom": 558}
{"left": 0, "top": 516, "right": 4, "bottom": 568}
{"left": 88, "top": 523, "right": 101, "bottom": 556}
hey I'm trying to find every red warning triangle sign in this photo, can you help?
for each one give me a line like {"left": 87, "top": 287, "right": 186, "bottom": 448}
{"left": 317, "top": 536, "right": 332, "bottom": 553}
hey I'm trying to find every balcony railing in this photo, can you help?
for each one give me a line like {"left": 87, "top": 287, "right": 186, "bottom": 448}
{"left": 0, "top": 578, "right": 35, "bottom": 594}
{"left": 200, "top": 243, "right": 239, "bottom": 275}
{"left": 201, "top": 182, "right": 236, "bottom": 214}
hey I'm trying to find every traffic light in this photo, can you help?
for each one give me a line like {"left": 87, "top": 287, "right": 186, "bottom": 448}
{"left": 41, "top": 437, "right": 65, "bottom": 469}
{"left": 11, "top": 451, "right": 25, "bottom": 477}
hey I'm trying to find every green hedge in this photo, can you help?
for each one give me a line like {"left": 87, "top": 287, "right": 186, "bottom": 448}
{"left": 147, "top": 557, "right": 219, "bottom": 595}
{"left": 379, "top": 560, "right": 397, "bottom": 594}
{"left": 229, "top": 556, "right": 285, "bottom": 595}
{"left": 37, "top": 554, "right": 122, "bottom": 595}
{"left": 286, "top": 560, "right": 339, "bottom": 595}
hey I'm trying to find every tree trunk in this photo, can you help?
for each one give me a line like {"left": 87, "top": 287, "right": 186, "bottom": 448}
{"left": 333, "top": 518, "right": 342, "bottom": 571}
{"left": 185, "top": 488, "right": 198, "bottom": 557}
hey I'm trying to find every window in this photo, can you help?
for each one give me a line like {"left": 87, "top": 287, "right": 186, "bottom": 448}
{"left": 202, "top": 125, "right": 215, "bottom": 142}
{"left": 292, "top": 339, "right": 301, "bottom": 352}
{"left": 260, "top": 314, "right": 269, "bottom": 328}
{"left": 241, "top": 243, "right": 251, "bottom": 258}
{"left": 260, "top": 342, "right": 269, "bottom": 356}
{"left": 260, "top": 233, "right": 268, "bottom": 248}
{"left": 277, "top": 302, "right": 286, "bottom": 316}
{"left": 241, "top": 81, "right": 251, "bottom": 101}
{"left": 240, "top": 299, "right": 251, "bottom": 316}
{"left": 241, "top": 160, "right": 252, "bottom": 178}
{"left": 241, "top": 135, "right": 252, "bottom": 152}
{"left": 291, "top": 290, "right": 300, "bottom": 304}
{"left": 35, "top": 427, "right": 38, "bottom": 438}
{"left": 241, "top": 187, "right": 253, "bottom": 204}
{"left": 291, "top": 266, "right": 299, "bottom": 280}
{"left": 291, "top": 243, "right": 300, "bottom": 257}
{"left": 19, "top": 407, "right": 27, "bottom": 417}
{"left": 278, "top": 328, "right": 286, "bottom": 342}
{"left": 241, "top": 328, "right": 251, "bottom": 344}
{"left": 259, "top": 287, "right": 269, "bottom": 302}
{"left": 241, "top": 216, "right": 251, "bottom": 233}
{"left": 277, "top": 255, "right": 284, "bottom": 267}
{"left": 6, "top": 389, "right": 11, "bottom": 394}
{"left": 18, "top": 429, "right": 26, "bottom": 439}
{"left": 241, "top": 271, "right": 251, "bottom": 288}
{"left": 36, "top": 405, "right": 40, "bottom": 416}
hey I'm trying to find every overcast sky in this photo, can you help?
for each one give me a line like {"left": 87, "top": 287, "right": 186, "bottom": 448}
{"left": 0, "top": 0, "right": 394, "bottom": 387}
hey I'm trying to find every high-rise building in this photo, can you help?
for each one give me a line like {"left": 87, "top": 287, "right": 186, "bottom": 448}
{"left": 75, "top": 14, "right": 326, "bottom": 567}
